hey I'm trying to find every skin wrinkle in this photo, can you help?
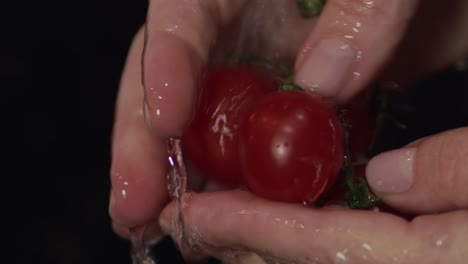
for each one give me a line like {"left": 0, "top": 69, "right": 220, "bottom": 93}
{"left": 438, "top": 133, "right": 468, "bottom": 209}
{"left": 261, "top": 252, "right": 306, "bottom": 264}
{"left": 416, "top": 128, "right": 468, "bottom": 211}
{"left": 435, "top": 135, "right": 458, "bottom": 209}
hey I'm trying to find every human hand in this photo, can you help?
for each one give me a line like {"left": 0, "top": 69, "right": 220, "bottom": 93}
{"left": 159, "top": 189, "right": 467, "bottom": 263}
{"left": 109, "top": 0, "right": 468, "bottom": 262}
{"left": 109, "top": 0, "right": 316, "bottom": 240}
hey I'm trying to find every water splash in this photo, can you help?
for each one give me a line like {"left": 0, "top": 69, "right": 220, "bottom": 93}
{"left": 130, "top": 226, "right": 157, "bottom": 264}
{"left": 129, "top": 138, "right": 189, "bottom": 264}
{"left": 166, "top": 137, "right": 190, "bottom": 250}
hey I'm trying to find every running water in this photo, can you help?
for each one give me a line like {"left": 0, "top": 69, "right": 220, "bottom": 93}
{"left": 166, "top": 137, "right": 189, "bottom": 248}
{"left": 130, "top": 226, "right": 156, "bottom": 264}
{"left": 129, "top": 2, "right": 313, "bottom": 262}
{"left": 130, "top": 138, "right": 188, "bottom": 264}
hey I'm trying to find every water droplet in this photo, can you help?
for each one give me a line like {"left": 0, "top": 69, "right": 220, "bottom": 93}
{"left": 352, "top": 71, "right": 361, "bottom": 80}
{"left": 336, "top": 249, "right": 348, "bottom": 262}
{"left": 363, "top": 0, "right": 375, "bottom": 8}
{"left": 434, "top": 234, "right": 449, "bottom": 247}
{"left": 130, "top": 227, "right": 157, "bottom": 264}
{"left": 362, "top": 243, "right": 373, "bottom": 251}
{"left": 166, "top": 138, "right": 192, "bottom": 251}
{"left": 356, "top": 50, "right": 363, "bottom": 60}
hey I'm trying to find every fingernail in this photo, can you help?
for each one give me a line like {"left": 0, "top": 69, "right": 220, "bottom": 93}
{"left": 295, "top": 38, "right": 357, "bottom": 97}
{"left": 366, "top": 148, "right": 416, "bottom": 193}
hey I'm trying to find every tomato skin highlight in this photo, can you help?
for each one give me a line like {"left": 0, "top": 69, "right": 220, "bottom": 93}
{"left": 238, "top": 91, "right": 345, "bottom": 203}
{"left": 182, "top": 65, "right": 276, "bottom": 184}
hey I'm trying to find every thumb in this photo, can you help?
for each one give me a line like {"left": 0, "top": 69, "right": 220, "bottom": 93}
{"left": 366, "top": 127, "right": 468, "bottom": 214}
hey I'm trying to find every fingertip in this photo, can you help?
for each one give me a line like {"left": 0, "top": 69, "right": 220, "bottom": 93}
{"left": 294, "top": 38, "right": 358, "bottom": 99}
{"left": 366, "top": 147, "right": 416, "bottom": 194}
{"left": 294, "top": 0, "right": 418, "bottom": 102}
{"left": 109, "top": 131, "right": 169, "bottom": 226}
{"left": 109, "top": 156, "right": 168, "bottom": 227}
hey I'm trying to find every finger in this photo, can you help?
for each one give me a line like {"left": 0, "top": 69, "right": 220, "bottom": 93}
{"left": 160, "top": 191, "right": 468, "bottom": 264}
{"left": 366, "top": 127, "right": 468, "bottom": 214}
{"left": 109, "top": 28, "right": 169, "bottom": 234}
{"left": 143, "top": 0, "right": 248, "bottom": 138}
{"left": 294, "top": 0, "right": 419, "bottom": 102}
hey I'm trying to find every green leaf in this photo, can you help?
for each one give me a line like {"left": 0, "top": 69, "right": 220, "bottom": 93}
{"left": 340, "top": 120, "right": 382, "bottom": 209}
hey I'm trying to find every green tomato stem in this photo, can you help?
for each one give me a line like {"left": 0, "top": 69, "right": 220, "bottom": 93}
{"left": 341, "top": 122, "right": 382, "bottom": 209}
{"left": 297, "top": 0, "right": 326, "bottom": 18}
{"left": 232, "top": 54, "right": 303, "bottom": 92}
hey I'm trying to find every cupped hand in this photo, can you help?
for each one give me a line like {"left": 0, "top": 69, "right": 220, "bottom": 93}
{"left": 160, "top": 127, "right": 468, "bottom": 263}
{"left": 160, "top": 190, "right": 467, "bottom": 264}
{"left": 109, "top": 0, "right": 468, "bottom": 258}
{"left": 109, "top": 0, "right": 315, "bottom": 239}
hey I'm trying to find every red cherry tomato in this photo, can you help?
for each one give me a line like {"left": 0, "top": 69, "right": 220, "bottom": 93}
{"left": 182, "top": 65, "right": 276, "bottom": 184}
{"left": 238, "top": 90, "right": 345, "bottom": 203}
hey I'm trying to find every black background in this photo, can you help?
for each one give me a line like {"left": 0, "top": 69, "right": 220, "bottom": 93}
{"left": 11, "top": 0, "right": 468, "bottom": 263}
{"left": 16, "top": 1, "right": 147, "bottom": 263}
